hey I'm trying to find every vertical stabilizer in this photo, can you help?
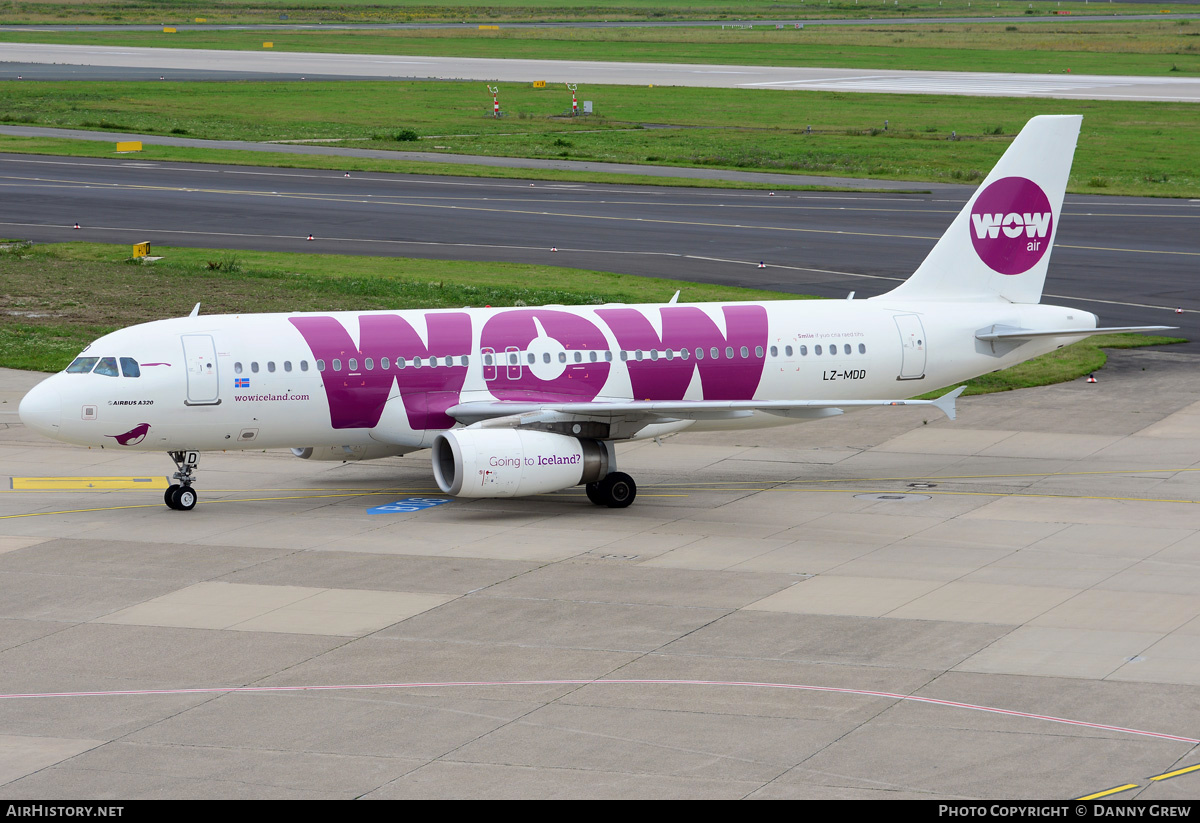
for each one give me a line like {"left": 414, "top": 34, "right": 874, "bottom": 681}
{"left": 880, "top": 115, "right": 1081, "bottom": 304}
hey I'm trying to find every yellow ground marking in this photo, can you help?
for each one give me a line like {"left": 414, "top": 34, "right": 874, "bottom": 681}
{"left": 1150, "top": 763, "right": 1200, "bottom": 781}
{"left": 1077, "top": 784, "right": 1139, "bottom": 800}
{"left": 11, "top": 476, "right": 168, "bottom": 490}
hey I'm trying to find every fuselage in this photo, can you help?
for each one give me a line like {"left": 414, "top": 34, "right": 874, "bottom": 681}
{"left": 19, "top": 297, "right": 1096, "bottom": 454}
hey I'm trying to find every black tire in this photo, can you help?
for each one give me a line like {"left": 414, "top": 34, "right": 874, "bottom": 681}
{"left": 175, "top": 486, "right": 197, "bottom": 511}
{"left": 599, "top": 472, "right": 636, "bottom": 509}
{"left": 164, "top": 484, "right": 181, "bottom": 510}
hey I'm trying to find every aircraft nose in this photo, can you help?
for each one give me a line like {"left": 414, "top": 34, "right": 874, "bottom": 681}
{"left": 18, "top": 380, "right": 62, "bottom": 438}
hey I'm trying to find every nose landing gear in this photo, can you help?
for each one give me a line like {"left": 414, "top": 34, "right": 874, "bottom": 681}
{"left": 165, "top": 450, "right": 199, "bottom": 511}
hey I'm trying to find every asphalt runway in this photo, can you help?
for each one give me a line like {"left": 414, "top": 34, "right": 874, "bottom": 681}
{"left": 4, "top": 347, "right": 1200, "bottom": 799}
{"left": 4, "top": 42, "right": 1200, "bottom": 102}
{"left": 0, "top": 152, "right": 1194, "bottom": 347}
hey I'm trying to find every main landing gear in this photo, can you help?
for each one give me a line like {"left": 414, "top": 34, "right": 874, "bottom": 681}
{"left": 165, "top": 450, "right": 199, "bottom": 511}
{"left": 585, "top": 471, "right": 637, "bottom": 509}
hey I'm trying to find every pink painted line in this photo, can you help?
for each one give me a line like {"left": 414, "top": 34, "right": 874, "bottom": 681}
{"left": 0, "top": 679, "right": 1194, "bottom": 745}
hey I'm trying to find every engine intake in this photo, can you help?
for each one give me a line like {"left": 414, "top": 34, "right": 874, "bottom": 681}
{"left": 432, "top": 429, "right": 609, "bottom": 498}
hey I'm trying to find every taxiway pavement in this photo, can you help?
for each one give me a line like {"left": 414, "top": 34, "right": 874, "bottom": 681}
{"left": 2, "top": 350, "right": 1200, "bottom": 798}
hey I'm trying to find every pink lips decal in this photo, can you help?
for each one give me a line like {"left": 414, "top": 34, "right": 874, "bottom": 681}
{"left": 106, "top": 423, "right": 150, "bottom": 446}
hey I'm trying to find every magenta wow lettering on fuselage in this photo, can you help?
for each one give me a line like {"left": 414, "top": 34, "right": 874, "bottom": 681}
{"left": 289, "top": 305, "right": 770, "bottom": 432}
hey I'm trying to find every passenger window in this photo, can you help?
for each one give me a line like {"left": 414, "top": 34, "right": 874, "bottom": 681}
{"left": 635, "top": 350, "right": 644, "bottom": 361}
{"left": 527, "top": 353, "right": 536, "bottom": 365}
{"left": 786, "top": 345, "right": 794, "bottom": 357}
{"left": 710, "top": 347, "right": 719, "bottom": 360}
{"left": 397, "top": 357, "right": 407, "bottom": 369}
{"left": 332, "top": 359, "right": 341, "bottom": 371}
{"left": 725, "top": 347, "right": 734, "bottom": 360}
{"left": 120, "top": 357, "right": 141, "bottom": 377}
{"left": 650, "top": 350, "right": 659, "bottom": 361}
{"left": 844, "top": 344, "right": 851, "bottom": 355}
{"left": 605, "top": 351, "right": 612, "bottom": 362}
{"left": 859, "top": 344, "right": 866, "bottom": 354}
{"left": 664, "top": 349, "right": 673, "bottom": 361}
{"left": 444, "top": 356, "right": 453, "bottom": 367}
{"left": 755, "top": 346, "right": 763, "bottom": 358}
{"left": 695, "top": 348, "right": 704, "bottom": 360}
{"left": 94, "top": 357, "right": 119, "bottom": 377}
{"left": 66, "top": 357, "right": 99, "bottom": 374}
{"left": 799, "top": 345, "right": 807, "bottom": 356}
{"left": 284, "top": 361, "right": 293, "bottom": 373}
{"left": 770, "top": 346, "right": 778, "bottom": 358}
{"left": 268, "top": 361, "right": 276, "bottom": 373}
{"left": 364, "top": 358, "right": 373, "bottom": 371}
{"left": 348, "top": 358, "right": 357, "bottom": 371}
{"left": 815, "top": 345, "right": 822, "bottom": 355}
{"left": 483, "top": 353, "right": 492, "bottom": 366}
{"left": 680, "top": 349, "right": 689, "bottom": 361}
{"left": 234, "top": 362, "right": 243, "bottom": 375}
{"left": 620, "top": 351, "right": 628, "bottom": 362}
{"left": 462, "top": 355, "right": 469, "bottom": 366}
{"left": 316, "top": 359, "right": 325, "bottom": 372}
{"left": 301, "top": 360, "right": 310, "bottom": 372}
{"left": 589, "top": 351, "right": 598, "bottom": 363}
{"left": 574, "top": 352, "right": 582, "bottom": 363}
{"left": 251, "top": 362, "right": 260, "bottom": 373}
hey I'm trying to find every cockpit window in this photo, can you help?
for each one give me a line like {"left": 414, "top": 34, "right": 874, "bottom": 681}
{"left": 93, "top": 357, "right": 120, "bottom": 377}
{"left": 119, "top": 357, "right": 141, "bottom": 378}
{"left": 66, "top": 357, "right": 99, "bottom": 374}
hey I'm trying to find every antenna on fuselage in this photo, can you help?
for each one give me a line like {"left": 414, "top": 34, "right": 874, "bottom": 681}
{"left": 188, "top": 303, "right": 200, "bottom": 318}
{"left": 668, "top": 290, "right": 680, "bottom": 304}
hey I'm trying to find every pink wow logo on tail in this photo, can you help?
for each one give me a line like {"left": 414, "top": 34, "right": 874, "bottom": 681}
{"left": 969, "top": 176, "right": 1054, "bottom": 276}
{"left": 106, "top": 423, "right": 150, "bottom": 446}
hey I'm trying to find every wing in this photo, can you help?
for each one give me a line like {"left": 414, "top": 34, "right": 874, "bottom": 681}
{"left": 446, "top": 386, "right": 966, "bottom": 435}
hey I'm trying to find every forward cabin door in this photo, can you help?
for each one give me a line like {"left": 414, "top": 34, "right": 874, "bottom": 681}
{"left": 182, "top": 334, "right": 221, "bottom": 405}
{"left": 894, "top": 315, "right": 927, "bottom": 381}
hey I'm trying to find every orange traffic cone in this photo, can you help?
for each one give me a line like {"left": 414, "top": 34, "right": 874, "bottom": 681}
{"left": 1087, "top": 374, "right": 1097, "bottom": 383}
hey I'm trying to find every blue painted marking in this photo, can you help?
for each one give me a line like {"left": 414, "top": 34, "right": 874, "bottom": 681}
{"left": 367, "top": 497, "right": 453, "bottom": 515}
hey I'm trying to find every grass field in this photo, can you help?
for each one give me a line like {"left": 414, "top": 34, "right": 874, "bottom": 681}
{"left": 2, "top": 1, "right": 1191, "bottom": 25}
{"left": 0, "top": 243, "right": 1182, "bottom": 392}
{"left": 4, "top": 19, "right": 1198, "bottom": 76}
{"left": 1, "top": 80, "right": 1196, "bottom": 197}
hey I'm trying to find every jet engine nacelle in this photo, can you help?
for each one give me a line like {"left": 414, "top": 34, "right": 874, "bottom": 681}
{"left": 291, "top": 444, "right": 414, "bottom": 462}
{"left": 432, "top": 429, "right": 610, "bottom": 498}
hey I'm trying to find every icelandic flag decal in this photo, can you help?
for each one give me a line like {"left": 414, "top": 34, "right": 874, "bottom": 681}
{"left": 235, "top": 378, "right": 250, "bottom": 388}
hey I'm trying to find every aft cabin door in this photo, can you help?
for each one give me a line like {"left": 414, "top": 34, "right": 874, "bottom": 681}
{"left": 894, "top": 314, "right": 926, "bottom": 381}
{"left": 182, "top": 334, "right": 220, "bottom": 405}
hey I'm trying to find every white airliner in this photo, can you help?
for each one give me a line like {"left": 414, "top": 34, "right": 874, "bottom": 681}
{"left": 18, "top": 115, "right": 1169, "bottom": 510}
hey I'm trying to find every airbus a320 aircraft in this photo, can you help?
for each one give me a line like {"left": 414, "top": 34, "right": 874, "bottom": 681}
{"left": 18, "top": 115, "right": 1169, "bottom": 510}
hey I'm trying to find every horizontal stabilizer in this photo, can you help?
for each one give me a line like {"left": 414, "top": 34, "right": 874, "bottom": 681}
{"left": 976, "top": 325, "right": 1176, "bottom": 342}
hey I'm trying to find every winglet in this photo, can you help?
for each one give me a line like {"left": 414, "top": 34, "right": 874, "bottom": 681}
{"left": 932, "top": 386, "right": 967, "bottom": 421}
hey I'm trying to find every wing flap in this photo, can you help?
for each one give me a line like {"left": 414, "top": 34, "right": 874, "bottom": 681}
{"left": 447, "top": 387, "right": 966, "bottom": 429}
